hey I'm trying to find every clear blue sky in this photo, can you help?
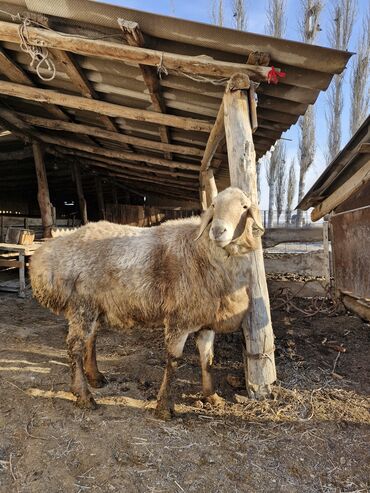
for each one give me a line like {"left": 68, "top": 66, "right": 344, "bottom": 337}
{"left": 99, "top": 0, "right": 368, "bottom": 209}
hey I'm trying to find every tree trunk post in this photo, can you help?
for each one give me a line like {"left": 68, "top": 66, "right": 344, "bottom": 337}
{"left": 32, "top": 142, "right": 54, "bottom": 238}
{"left": 95, "top": 176, "right": 106, "bottom": 220}
{"left": 223, "top": 73, "right": 276, "bottom": 399}
{"left": 72, "top": 163, "right": 88, "bottom": 225}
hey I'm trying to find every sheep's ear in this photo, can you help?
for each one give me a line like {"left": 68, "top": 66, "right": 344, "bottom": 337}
{"left": 194, "top": 206, "right": 214, "bottom": 241}
{"left": 248, "top": 204, "right": 264, "bottom": 236}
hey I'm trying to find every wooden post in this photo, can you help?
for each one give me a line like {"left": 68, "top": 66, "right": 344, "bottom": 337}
{"left": 95, "top": 176, "right": 106, "bottom": 220}
{"left": 323, "top": 220, "right": 330, "bottom": 285}
{"left": 111, "top": 184, "right": 118, "bottom": 206}
{"left": 32, "top": 142, "right": 54, "bottom": 238}
{"left": 72, "top": 163, "right": 88, "bottom": 225}
{"left": 202, "top": 168, "right": 218, "bottom": 206}
{"left": 223, "top": 73, "right": 276, "bottom": 399}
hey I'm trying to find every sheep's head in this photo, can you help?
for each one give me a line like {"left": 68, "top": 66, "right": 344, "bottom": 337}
{"left": 195, "top": 187, "right": 264, "bottom": 255}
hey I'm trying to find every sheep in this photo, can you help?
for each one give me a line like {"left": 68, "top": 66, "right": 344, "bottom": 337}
{"left": 30, "top": 187, "right": 264, "bottom": 419}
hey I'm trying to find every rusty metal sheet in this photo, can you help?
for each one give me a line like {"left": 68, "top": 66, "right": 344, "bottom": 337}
{"left": 331, "top": 206, "right": 370, "bottom": 300}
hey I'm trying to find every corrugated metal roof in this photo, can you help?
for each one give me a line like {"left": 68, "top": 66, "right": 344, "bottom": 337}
{"left": 298, "top": 115, "right": 370, "bottom": 210}
{"left": 0, "top": 0, "right": 352, "bottom": 201}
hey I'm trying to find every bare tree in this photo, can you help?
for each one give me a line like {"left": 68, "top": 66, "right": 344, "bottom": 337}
{"left": 286, "top": 159, "right": 297, "bottom": 225}
{"left": 265, "top": 142, "right": 286, "bottom": 227}
{"left": 265, "top": 0, "right": 286, "bottom": 228}
{"left": 350, "top": 8, "right": 370, "bottom": 135}
{"left": 275, "top": 143, "right": 287, "bottom": 225}
{"left": 211, "top": 0, "right": 224, "bottom": 26}
{"left": 296, "top": 0, "right": 323, "bottom": 225}
{"left": 266, "top": 0, "right": 287, "bottom": 38}
{"left": 326, "top": 0, "right": 357, "bottom": 163}
{"left": 232, "top": 0, "right": 247, "bottom": 30}
{"left": 256, "top": 160, "right": 262, "bottom": 203}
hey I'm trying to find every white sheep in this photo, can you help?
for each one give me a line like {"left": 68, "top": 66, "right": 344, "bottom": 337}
{"left": 30, "top": 187, "right": 264, "bottom": 419}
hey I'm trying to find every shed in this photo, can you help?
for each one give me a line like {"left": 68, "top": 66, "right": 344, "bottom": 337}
{"left": 298, "top": 115, "right": 370, "bottom": 321}
{"left": 0, "top": 0, "right": 351, "bottom": 397}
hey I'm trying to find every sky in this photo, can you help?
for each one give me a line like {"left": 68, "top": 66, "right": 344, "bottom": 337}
{"left": 98, "top": 0, "right": 369, "bottom": 210}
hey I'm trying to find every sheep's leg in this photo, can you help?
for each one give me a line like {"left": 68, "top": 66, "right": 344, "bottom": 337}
{"left": 67, "top": 319, "right": 97, "bottom": 410}
{"left": 155, "top": 332, "right": 188, "bottom": 420}
{"left": 84, "top": 319, "right": 107, "bottom": 388}
{"left": 196, "top": 328, "right": 224, "bottom": 407}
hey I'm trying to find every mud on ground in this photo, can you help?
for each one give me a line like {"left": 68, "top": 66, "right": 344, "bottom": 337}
{"left": 0, "top": 293, "right": 369, "bottom": 493}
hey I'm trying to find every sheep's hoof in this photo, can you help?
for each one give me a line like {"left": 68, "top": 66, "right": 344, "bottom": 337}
{"left": 75, "top": 394, "right": 97, "bottom": 410}
{"left": 87, "top": 372, "right": 108, "bottom": 388}
{"left": 154, "top": 405, "right": 174, "bottom": 421}
{"left": 206, "top": 393, "right": 225, "bottom": 407}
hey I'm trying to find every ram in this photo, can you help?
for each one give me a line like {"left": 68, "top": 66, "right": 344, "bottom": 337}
{"left": 30, "top": 187, "right": 264, "bottom": 419}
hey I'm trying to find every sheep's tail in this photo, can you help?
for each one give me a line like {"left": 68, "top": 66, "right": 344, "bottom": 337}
{"left": 29, "top": 245, "right": 72, "bottom": 314}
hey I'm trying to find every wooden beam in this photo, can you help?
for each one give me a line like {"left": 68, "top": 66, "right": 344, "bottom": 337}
{"left": 311, "top": 160, "right": 370, "bottom": 221}
{"left": 342, "top": 294, "right": 370, "bottom": 322}
{"left": 0, "top": 147, "right": 33, "bottom": 161}
{"left": 0, "top": 46, "right": 69, "bottom": 122}
{"left": 72, "top": 162, "right": 88, "bottom": 224}
{"left": 95, "top": 176, "right": 106, "bottom": 220}
{"left": 39, "top": 133, "right": 200, "bottom": 171}
{"left": 119, "top": 19, "right": 172, "bottom": 160}
{"left": 16, "top": 113, "right": 206, "bottom": 157}
{"left": 32, "top": 142, "right": 54, "bottom": 238}
{"left": 200, "top": 103, "right": 225, "bottom": 172}
{"left": 0, "top": 20, "right": 273, "bottom": 82}
{"left": 47, "top": 147, "right": 198, "bottom": 180}
{"left": 223, "top": 73, "right": 276, "bottom": 399}
{"left": 51, "top": 49, "right": 121, "bottom": 134}
{"left": 0, "top": 80, "right": 213, "bottom": 133}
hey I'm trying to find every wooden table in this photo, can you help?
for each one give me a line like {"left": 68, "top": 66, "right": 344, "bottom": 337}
{"left": 0, "top": 242, "right": 42, "bottom": 298}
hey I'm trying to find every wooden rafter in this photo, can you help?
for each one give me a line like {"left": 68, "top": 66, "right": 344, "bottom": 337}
{"left": 47, "top": 147, "right": 198, "bottom": 180}
{"left": 119, "top": 19, "right": 172, "bottom": 160}
{"left": 38, "top": 133, "right": 200, "bottom": 171}
{"left": 51, "top": 49, "right": 121, "bottom": 134}
{"left": 16, "top": 112, "right": 207, "bottom": 157}
{"left": 0, "top": 80, "right": 212, "bottom": 132}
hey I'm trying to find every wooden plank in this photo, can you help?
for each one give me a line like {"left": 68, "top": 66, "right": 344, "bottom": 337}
{"left": 262, "top": 227, "right": 323, "bottom": 247}
{"left": 342, "top": 295, "right": 370, "bottom": 322}
{"left": 311, "top": 160, "right": 370, "bottom": 221}
{"left": 0, "top": 80, "right": 213, "bottom": 133}
{"left": 223, "top": 73, "right": 276, "bottom": 399}
{"left": 0, "top": 259, "right": 22, "bottom": 268}
{"left": 39, "top": 133, "right": 200, "bottom": 171}
{"left": 0, "top": 20, "right": 273, "bottom": 82}
{"left": 16, "top": 113, "right": 205, "bottom": 157}
{"left": 119, "top": 19, "right": 172, "bottom": 160}
{"left": 33, "top": 142, "right": 54, "bottom": 238}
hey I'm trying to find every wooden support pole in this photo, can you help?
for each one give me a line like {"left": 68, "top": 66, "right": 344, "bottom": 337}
{"left": 200, "top": 103, "right": 225, "bottom": 172}
{"left": 311, "top": 160, "right": 370, "bottom": 221}
{"left": 202, "top": 168, "right": 218, "bottom": 206}
{"left": 32, "top": 142, "right": 54, "bottom": 238}
{"left": 95, "top": 177, "right": 106, "bottom": 220}
{"left": 72, "top": 163, "right": 88, "bottom": 225}
{"left": 0, "top": 80, "right": 213, "bottom": 133}
{"left": 111, "top": 184, "right": 118, "bottom": 206}
{"left": 223, "top": 73, "right": 276, "bottom": 399}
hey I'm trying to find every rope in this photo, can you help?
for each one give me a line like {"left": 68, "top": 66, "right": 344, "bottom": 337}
{"left": 246, "top": 345, "right": 275, "bottom": 364}
{"left": 175, "top": 71, "right": 230, "bottom": 86}
{"left": 18, "top": 17, "right": 56, "bottom": 82}
{"left": 156, "top": 52, "right": 168, "bottom": 79}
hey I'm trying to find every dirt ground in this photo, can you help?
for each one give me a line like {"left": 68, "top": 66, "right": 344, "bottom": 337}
{"left": 0, "top": 290, "right": 369, "bottom": 493}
